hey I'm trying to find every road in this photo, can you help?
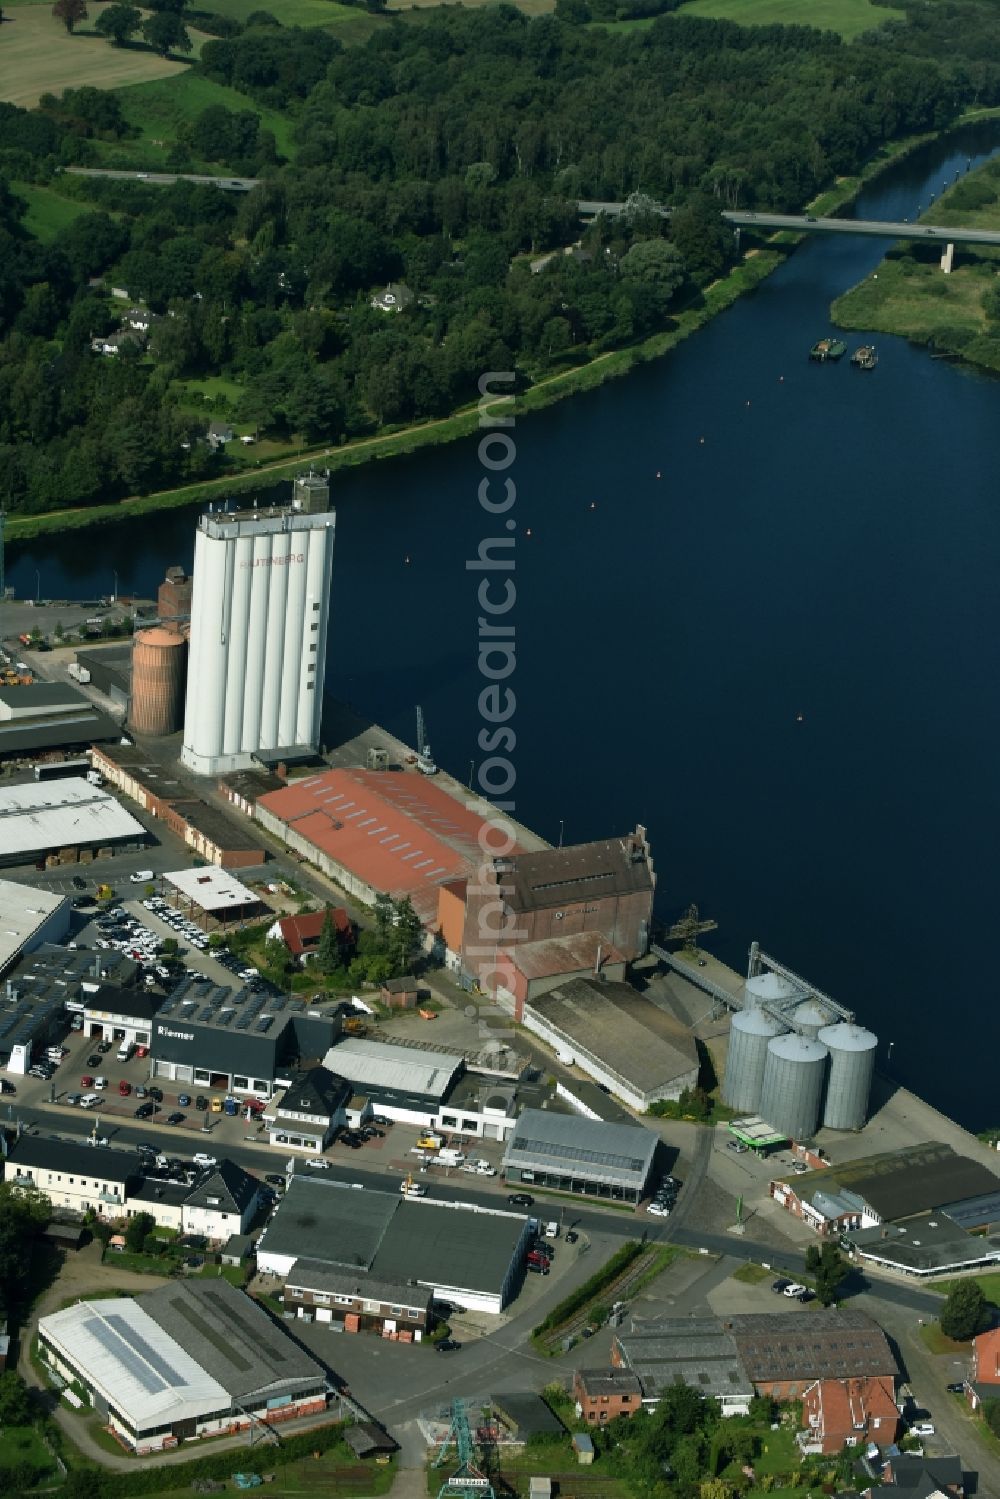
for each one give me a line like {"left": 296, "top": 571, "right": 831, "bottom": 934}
{"left": 63, "top": 168, "right": 261, "bottom": 193}
{"left": 576, "top": 199, "right": 1000, "bottom": 247}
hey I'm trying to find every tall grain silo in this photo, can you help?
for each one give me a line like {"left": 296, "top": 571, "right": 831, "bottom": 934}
{"left": 818, "top": 1021, "right": 878, "bottom": 1131}
{"left": 759, "top": 1032, "right": 829, "bottom": 1141}
{"left": 792, "top": 999, "right": 830, "bottom": 1039}
{"left": 745, "top": 971, "right": 798, "bottom": 1009}
{"left": 130, "top": 626, "right": 187, "bottom": 737}
{"left": 722, "top": 1004, "right": 786, "bottom": 1113}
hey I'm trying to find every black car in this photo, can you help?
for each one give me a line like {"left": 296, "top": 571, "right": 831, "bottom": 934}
{"left": 87, "top": 1053, "right": 101, "bottom": 1068}
{"left": 797, "top": 1289, "right": 816, "bottom": 1303}
{"left": 97, "top": 1041, "right": 112, "bottom": 1054}
{"left": 195, "top": 1095, "right": 208, "bottom": 1110}
{"left": 72, "top": 876, "right": 87, "bottom": 890}
{"left": 134, "top": 1102, "right": 155, "bottom": 1119}
{"left": 771, "top": 1278, "right": 791, "bottom": 1294}
{"left": 947, "top": 1382, "right": 966, "bottom": 1394}
{"left": 265, "top": 1174, "right": 285, "bottom": 1188}
{"left": 166, "top": 1111, "right": 185, "bottom": 1125}
{"left": 565, "top": 1230, "right": 578, "bottom": 1244}
{"left": 149, "top": 1086, "right": 163, "bottom": 1101}
{"left": 526, "top": 1261, "right": 549, "bottom": 1275}
{"left": 373, "top": 1115, "right": 393, "bottom": 1127}
{"left": 436, "top": 1339, "right": 461, "bottom": 1353}
{"left": 72, "top": 896, "right": 94, "bottom": 909}
{"left": 508, "top": 1193, "right": 534, "bottom": 1207}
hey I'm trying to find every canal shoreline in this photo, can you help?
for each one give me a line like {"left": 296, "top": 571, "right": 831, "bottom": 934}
{"left": 10, "top": 106, "right": 1000, "bottom": 549}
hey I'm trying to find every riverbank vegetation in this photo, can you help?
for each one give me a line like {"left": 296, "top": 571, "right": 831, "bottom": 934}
{"left": 833, "top": 155, "right": 1000, "bottom": 373}
{"left": 4, "top": 0, "right": 1000, "bottom": 522}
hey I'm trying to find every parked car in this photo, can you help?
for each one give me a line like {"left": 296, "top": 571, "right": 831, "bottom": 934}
{"left": 177, "top": 1093, "right": 191, "bottom": 1107}
{"left": 783, "top": 1283, "right": 807, "bottom": 1298}
{"left": 192, "top": 1152, "right": 217, "bottom": 1168}
{"left": 435, "top": 1339, "right": 461, "bottom": 1353}
{"left": 526, "top": 1261, "right": 549, "bottom": 1275}
{"left": 947, "top": 1382, "right": 965, "bottom": 1394}
{"left": 86, "top": 1054, "right": 101, "bottom": 1068}
{"left": 797, "top": 1288, "right": 816, "bottom": 1303}
{"left": 911, "top": 1422, "right": 935, "bottom": 1437}
{"left": 771, "top": 1278, "right": 791, "bottom": 1294}
{"left": 135, "top": 1045, "right": 148, "bottom": 1059}
{"left": 80, "top": 1074, "right": 94, "bottom": 1087}
{"left": 97, "top": 1041, "right": 112, "bottom": 1055}
{"left": 647, "top": 1202, "right": 671, "bottom": 1217}
{"left": 94, "top": 1076, "right": 107, "bottom": 1090}
{"left": 119, "top": 1080, "right": 132, "bottom": 1096}
{"left": 72, "top": 875, "right": 87, "bottom": 889}
{"left": 306, "top": 1158, "right": 330, "bottom": 1170}
{"left": 195, "top": 1095, "right": 208, "bottom": 1110}
{"left": 149, "top": 1086, "right": 163, "bottom": 1102}
{"left": 508, "top": 1193, "right": 534, "bottom": 1207}
{"left": 135, "top": 1102, "right": 154, "bottom": 1119}
{"left": 565, "top": 1230, "right": 579, "bottom": 1244}
{"left": 264, "top": 1173, "right": 285, "bottom": 1187}
{"left": 135, "top": 1085, "right": 148, "bottom": 1098}
{"left": 166, "top": 1111, "right": 185, "bottom": 1125}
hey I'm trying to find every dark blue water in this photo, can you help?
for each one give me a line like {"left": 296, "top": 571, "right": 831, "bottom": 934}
{"left": 15, "top": 125, "right": 1000, "bottom": 1129}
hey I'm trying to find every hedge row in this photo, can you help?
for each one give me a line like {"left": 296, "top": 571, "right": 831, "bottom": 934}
{"left": 534, "top": 1241, "right": 643, "bottom": 1335}
{"left": 63, "top": 1421, "right": 348, "bottom": 1496}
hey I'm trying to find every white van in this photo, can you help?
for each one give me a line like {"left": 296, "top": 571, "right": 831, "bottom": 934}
{"left": 117, "top": 1041, "right": 133, "bottom": 1063}
{"left": 130, "top": 870, "right": 154, "bottom": 884}
{"left": 437, "top": 1148, "right": 465, "bottom": 1167}
{"left": 79, "top": 1092, "right": 100, "bottom": 1108}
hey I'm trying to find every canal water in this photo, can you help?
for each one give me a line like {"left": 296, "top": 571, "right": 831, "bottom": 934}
{"left": 13, "top": 123, "right": 1000, "bottom": 1129}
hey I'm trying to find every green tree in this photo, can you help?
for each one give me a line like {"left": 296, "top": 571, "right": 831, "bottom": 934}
{"left": 142, "top": 10, "right": 190, "bottom": 53}
{"left": 0, "top": 1371, "right": 32, "bottom": 1426}
{"left": 125, "top": 1211, "right": 154, "bottom": 1253}
{"left": 52, "top": 0, "right": 87, "bottom": 30}
{"left": 53, "top": 620, "right": 64, "bottom": 641}
{"left": 315, "top": 908, "right": 342, "bottom": 974}
{"left": 372, "top": 890, "right": 394, "bottom": 945}
{"left": 621, "top": 238, "right": 685, "bottom": 300}
{"left": 804, "top": 1241, "right": 848, "bottom": 1306}
{"left": 389, "top": 895, "right": 422, "bottom": 971}
{"left": 95, "top": 2, "right": 140, "bottom": 43}
{"left": 264, "top": 936, "right": 291, "bottom": 975}
{"left": 940, "top": 1280, "right": 990, "bottom": 1341}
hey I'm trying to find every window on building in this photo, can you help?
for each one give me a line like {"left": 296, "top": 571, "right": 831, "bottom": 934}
{"left": 440, "top": 1115, "right": 457, "bottom": 1128}
{"left": 234, "top": 1076, "right": 249, "bottom": 1090}
{"left": 391, "top": 1306, "right": 403, "bottom": 1316}
{"left": 462, "top": 1119, "right": 477, "bottom": 1130}
{"left": 288, "top": 1288, "right": 303, "bottom": 1299}
{"left": 309, "top": 644, "right": 317, "bottom": 653}
{"left": 314, "top": 1294, "right": 331, "bottom": 1306}
{"left": 407, "top": 1309, "right": 419, "bottom": 1319}
{"left": 306, "top": 683, "right": 314, "bottom": 690}
{"left": 334, "top": 1295, "right": 354, "bottom": 1306}
{"left": 310, "top": 623, "right": 319, "bottom": 632}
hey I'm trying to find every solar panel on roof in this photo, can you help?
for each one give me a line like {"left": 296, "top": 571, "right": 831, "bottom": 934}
{"left": 235, "top": 1015, "right": 251, "bottom": 1030}
{"left": 255, "top": 1018, "right": 272, "bottom": 1033}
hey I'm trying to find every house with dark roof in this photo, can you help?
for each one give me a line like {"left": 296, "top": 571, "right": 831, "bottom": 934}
{"left": 283, "top": 1257, "right": 432, "bottom": 1339}
{"left": 879, "top": 1452, "right": 964, "bottom": 1495}
{"left": 264, "top": 1064, "right": 350, "bottom": 1154}
{"left": 6, "top": 1137, "right": 137, "bottom": 1218}
{"left": 573, "top": 1368, "right": 643, "bottom": 1424}
{"left": 182, "top": 1160, "right": 263, "bottom": 1241}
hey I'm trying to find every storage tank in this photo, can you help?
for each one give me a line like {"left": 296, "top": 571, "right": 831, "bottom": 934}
{"left": 722, "top": 1004, "right": 786, "bottom": 1112}
{"left": 745, "top": 971, "right": 799, "bottom": 1009}
{"left": 818, "top": 1021, "right": 878, "bottom": 1130}
{"left": 129, "top": 626, "right": 187, "bottom": 737}
{"left": 792, "top": 999, "right": 830, "bottom": 1038}
{"left": 759, "top": 1032, "right": 829, "bottom": 1141}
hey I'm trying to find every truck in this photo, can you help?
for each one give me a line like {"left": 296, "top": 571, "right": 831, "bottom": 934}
{"left": 437, "top": 1148, "right": 465, "bottom": 1167}
{"left": 86, "top": 769, "right": 104, "bottom": 787}
{"left": 34, "top": 759, "right": 90, "bottom": 782}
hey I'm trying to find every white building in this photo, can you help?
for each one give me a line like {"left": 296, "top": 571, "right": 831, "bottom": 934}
{"left": 0, "top": 779, "right": 146, "bottom": 868}
{"left": 6, "top": 1138, "right": 135, "bottom": 1217}
{"left": 181, "top": 1160, "right": 263, "bottom": 1241}
{"left": 0, "top": 879, "right": 70, "bottom": 980}
{"left": 180, "top": 474, "right": 335, "bottom": 776}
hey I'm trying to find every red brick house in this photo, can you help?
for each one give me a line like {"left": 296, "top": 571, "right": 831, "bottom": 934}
{"left": 267, "top": 908, "right": 353, "bottom": 965}
{"left": 800, "top": 1376, "right": 899, "bottom": 1454}
{"left": 573, "top": 1368, "right": 643, "bottom": 1424}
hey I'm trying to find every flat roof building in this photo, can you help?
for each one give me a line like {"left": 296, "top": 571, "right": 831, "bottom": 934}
{"left": 38, "top": 1283, "right": 328, "bottom": 1453}
{"left": 161, "top": 867, "right": 264, "bottom": 925}
{"left": 523, "top": 977, "right": 699, "bottom": 1111}
{"left": 0, "top": 879, "right": 69, "bottom": 977}
{"left": 0, "top": 779, "right": 146, "bottom": 867}
{"left": 322, "top": 1036, "right": 464, "bottom": 1123}
{"left": 503, "top": 1107, "right": 658, "bottom": 1205}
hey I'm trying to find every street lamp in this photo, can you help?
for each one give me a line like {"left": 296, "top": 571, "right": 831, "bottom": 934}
{"left": 112, "top": 570, "right": 118, "bottom": 602}
{"left": 887, "top": 1041, "right": 895, "bottom": 1064}
{"left": 34, "top": 570, "right": 40, "bottom": 604}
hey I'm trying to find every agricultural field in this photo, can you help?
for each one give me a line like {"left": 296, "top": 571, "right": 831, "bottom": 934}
{"left": 112, "top": 70, "right": 298, "bottom": 160}
{"left": 677, "top": 0, "right": 902, "bottom": 39}
{"left": 193, "top": 0, "right": 362, "bottom": 22}
{"left": 0, "top": 4, "right": 210, "bottom": 109}
{"left": 11, "top": 179, "right": 92, "bottom": 240}
{"left": 387, "top": 0, "right": 555, "bottom": 13}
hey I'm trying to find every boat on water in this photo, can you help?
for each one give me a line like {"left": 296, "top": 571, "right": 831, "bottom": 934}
{"left": 809, "top": 338, "right": 848, "bottom": 362}
{"left": 851, "top": 344, "right": 878, "bottom": 370}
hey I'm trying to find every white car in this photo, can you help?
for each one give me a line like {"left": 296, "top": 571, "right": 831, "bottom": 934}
{"left": 647, "top": 1201, "right": 671, "bottom": 1216}
{"left": 192, "top": 1152, "right": 217, "bottom": 1168}
{"left": 401, "top": 1182, "right": 427, "bottom": 1197}
{"left": 783, "top": 1282, "right": 807, "bottom": 1297}
{"left": 79, "top": 1092, "right": 100, "bottom": 1108}
{"left": 306, "top": 1158, "right": 330, "bottom": 1170}
{"left": 94, "top": 1076, "right": 107, "bottom": 1090}
{"left": 911, "top": 1422, "right": 935, "bottom": 1437}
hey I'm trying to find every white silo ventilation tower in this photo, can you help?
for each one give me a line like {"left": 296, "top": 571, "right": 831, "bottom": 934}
{"left": 180, "top": 481, "right": 335, "bottom": 775}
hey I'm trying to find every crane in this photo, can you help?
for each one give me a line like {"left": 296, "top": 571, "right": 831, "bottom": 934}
{"left": 432, "top": 1399, "right": 495, "bottom": 1499}
{"left": 665, "top": 903, "right": 718, "bottom": 954}
{"left": 415, "top": 705, "right": 438, "bottom": 775}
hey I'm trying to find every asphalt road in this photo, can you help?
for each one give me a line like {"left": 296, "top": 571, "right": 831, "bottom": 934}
{"left": 64, "top": 168, "right": 261, "bottom": 192}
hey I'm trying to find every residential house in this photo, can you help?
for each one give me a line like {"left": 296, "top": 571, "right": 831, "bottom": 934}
{"left": 264, "top": 1064, "right": 350, "bottom": 1154}
{"left": 370, "top": 283, "right": 413, "bottom": 313}
{"left": 207, "top": 422, "right": 234, "bottom": 449}
{"left": 6, "top": 1137, "right": 136, "bottom": 1218}
{"left": 182, "top": 1160, "right": 263, "bottom": 1242}
{"left": 877, "top": 1452, "right": 964, "bottom": 1495}
{"left": 965, "top": 1325, "right": 1000, "bottom": 1411}
{"left": 573, "top": 1368, "right": 643, "bottom": 1424}
{"left": 800, "top": 1375, "right": 899, "bottom": 1454}
{"left": 283, "top": 1257, "right": 432, "bottom": 1339}
{"left": 123, "top": 307, "right": 158, "bottom": 334}
{"left": 266, "top": 908, "right": 353, "bottom": 967}
{"left": 90, "top": 329, "right": 146, "bottom": 357}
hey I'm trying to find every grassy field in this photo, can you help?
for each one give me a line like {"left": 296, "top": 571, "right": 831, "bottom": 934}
{"left": 677, "top": 0, "right": 902, "bottom": 39}
{"left": 388, "top": 0, "right": 555, "bottom": 12}
{"left": 732, "top": 1261, "right": 771, "bottom": 1285}
{"left": 0, "top": 5, "right": 210, "bottom": 108}
{"left": 832, "top": 157, "right": 1000, "bottom": 372}
{"left": 11, "top": 179, "right": 92, "bottom": 239}
{"left": 194, "top": 0, "right": 366, "bottom": 22}
{"left": 0, "top": 1425, "right": 55, "bottom": 1478}
{"left": 111, "top": 70, "right": 297, "bottom": 161}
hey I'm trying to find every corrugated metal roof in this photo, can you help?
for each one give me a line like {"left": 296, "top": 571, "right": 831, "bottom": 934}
{"left": 324, "top": 1036, "right": 463, "bottom": 1099}
{"left": 39, "top": 1298, "right": 230, "bottom": 1428}
{"left": 0, "top": 878, "right": 66, "bottom": 970}
{"left": 0, "top": 779, "right": 144, "bottom": 858}
{"left": 504, "top": 933, "right": 627, "bottom": 981}
{"left": 503, "top": 1107, "right": 657, "bottom": 1187}
{"left": 498, "top": 833, "right": 653, "bottom": 913}
{"left": 528, "top": 978, "right": 698, "bottom": 1097}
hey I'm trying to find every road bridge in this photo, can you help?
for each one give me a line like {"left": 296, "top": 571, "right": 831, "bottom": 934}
{"left": 577, "top": 199, "right": 1000, "bottom": 248}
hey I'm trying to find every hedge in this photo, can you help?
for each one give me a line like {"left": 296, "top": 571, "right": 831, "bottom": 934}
{"left": 533, "top": 1241, "right": 643, "bottom": 1335}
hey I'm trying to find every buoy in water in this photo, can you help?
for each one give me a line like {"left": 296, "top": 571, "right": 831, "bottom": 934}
{"left": 526, "top": 528, "right": 532, "bottom": 536}
{"left": 655, "top": 471, "right": 661, "bottom": 479}
{"left": 590, "top": 501, "right": 596, "bottom": 510}
{"left": 796, "top": 713, "right": 805, "bottom": 723}
{"left": 699, "top": 437, "right": 705, "bottom": 444}
{"left": 404, "top": 555, "right": 410, "bottom": 564}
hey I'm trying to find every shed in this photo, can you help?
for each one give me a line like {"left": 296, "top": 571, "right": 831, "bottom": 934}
{"left": 108, "top": 1234, "right": 127, "bottom": 1252}
{"left": 221, "top": 1233, "right": 254, "bottom": 1267}
{"left": 572, "top": 1432, "right": 595, "bottom": 1464}
{"left": 529, "top": 1480, "right": 552, "bottom": 1499}
{"left": 43, "top": 1219, "right": 85, "bottom": 1249}
{"left": 379, "top": 975, "right": 421, "bottom": 1009}
{"left": 343, "top": 1422, "right": 398, "bottom": 1458}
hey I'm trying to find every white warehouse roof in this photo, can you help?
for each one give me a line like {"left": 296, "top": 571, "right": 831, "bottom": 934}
{"left": 163, "top": 867, "right": 259, "bottom": 913}
{"left": 38, "top": 1299, "right": 229, "bottom": 1429}
{"left": 324, "top": 1036, "right": 464, "bottom": 1099}
{"left": 0, "top": 779, "right": 144, "bottom": 860}
{"left": 0, "top": 879, "right": 67, "bottom": 971}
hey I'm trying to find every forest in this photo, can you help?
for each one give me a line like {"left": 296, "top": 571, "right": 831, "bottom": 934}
{"left": 2, "top": 0, "right": 1000, "bottom": 517}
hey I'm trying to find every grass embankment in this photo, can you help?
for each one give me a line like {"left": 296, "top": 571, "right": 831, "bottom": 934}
{"left": 0, "top": 4, "right": 209, "bottom": 109}
{"left": 677, "top": 0, "right": 902, "bottom": 40}
{"left": 11, "top": 179, "right": 92, "bottom": 241}
{"left": 832, "top": 152, "right": 1000, "bottom": 373}
{"left": 110, "top": 70, "right": 298, "bottom": 162}
{"left": 732, "top": 1261, "right": 771, "bottom": 1285}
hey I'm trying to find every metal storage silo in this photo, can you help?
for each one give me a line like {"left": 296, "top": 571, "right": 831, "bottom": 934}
{"left": 745, "top": 971, "right": 798, "bottom": 1008}
{"left": 818, "top": 1021, "right": 878, "bottom": 1130}
{"left": 722, "top": 1004, "right": 786, "bottom": 1113}
{"left": 759, "top": 1032, "right": 829, "bottom": 1141}
{"left": 792, "top": 999, "right": 830, "bottom": 1038}
{"left": 129, "top": 627, "right": 187, "bottom": 737}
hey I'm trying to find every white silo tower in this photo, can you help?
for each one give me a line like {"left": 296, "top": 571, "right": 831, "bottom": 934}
{"left": 722, "top": 1005, "right": 786, "bottom": 1113}
{"left": 792, "top": 999, "right": 830, "bottom": 1039}
{"left": 180, "top": 481, "right": 335, "bottom": 775}
{"left": 818, "top": 1021, "right": 878, "bottom": 1130}
{"left": 759, "top": 1032, "right": 829, "bottom": 1141}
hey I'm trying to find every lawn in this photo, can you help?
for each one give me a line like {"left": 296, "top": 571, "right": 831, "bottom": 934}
{"left": 0, "top": 5, "right": 211, "bottom": 109}
{"left": 112, "top": 70, "right": 297, "bottom": 161}
{"left": 194, "top": 0, "right": 364, "bottom": 23}
{"left": 146, "top": 1450, "right": 395, "bottom": 1498}
{"left": 677, "top": 0, "right": 902, "bottom": 39}
{"left": 11, "top": 179, "right": 92, "bottom": 240}
{"left": 388, "top": 0, "right": 555, "bottom": 11}
{"left": 938, "top": 1273, "right": 1000, "bottom": 1305}
{"left": 732, "top": 1261, "right": 771, "bottom": 1285}
{"left": 0, "top": 1425, "right": 55, "bottom": 1479}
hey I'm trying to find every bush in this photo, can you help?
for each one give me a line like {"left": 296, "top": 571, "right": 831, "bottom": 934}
{"left": 534, "top": 1242, "right": 642, "bottom": 1335}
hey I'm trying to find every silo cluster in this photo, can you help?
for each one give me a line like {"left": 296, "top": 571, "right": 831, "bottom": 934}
{"left": 129, "top": 626, "right": 187, "bottom": 737}
{"left": 721, "top": 974, "right": 878, "bottom": 1139}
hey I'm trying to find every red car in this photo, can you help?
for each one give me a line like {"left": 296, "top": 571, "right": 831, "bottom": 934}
{"left": 119, "top": 1080, "right": 132, "bottom": 1096}
{"left": 135, "top": 1045, "right": 148, "bottom": 1059}
{"left": 81, "top": 1074, "right": 94, "bottom": 1087}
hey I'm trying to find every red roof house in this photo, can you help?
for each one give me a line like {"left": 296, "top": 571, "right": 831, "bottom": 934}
{"left": 268, "top": 908, "right": 353, "bottom": 963}
{"left": 974, "top": 1327, "right": 1000, "bottom": 1385}
{"left": 800, "top": 1375, "right": 899, "bottom": 1454}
